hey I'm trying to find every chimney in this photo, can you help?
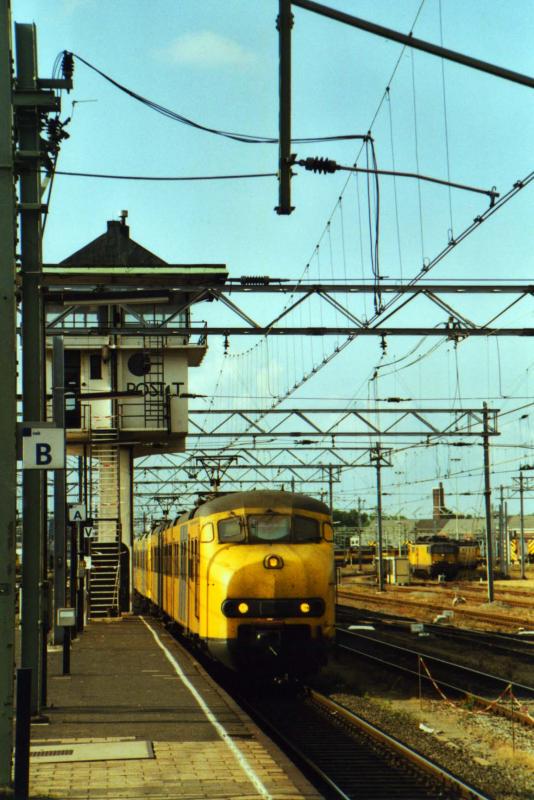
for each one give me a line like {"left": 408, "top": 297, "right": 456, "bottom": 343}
{"left": 432, "top": 487, "right": 441, "bottom": 519}
{"left": 439, "top": 482, "right": 445, "bottom": 513}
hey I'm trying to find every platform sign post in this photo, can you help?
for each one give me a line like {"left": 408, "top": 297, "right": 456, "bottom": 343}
{"left": 0, "top": 0, "right": 18, "bottom": 790}
{"left": 53, "top": 337, "right": 67, "bottom": 646}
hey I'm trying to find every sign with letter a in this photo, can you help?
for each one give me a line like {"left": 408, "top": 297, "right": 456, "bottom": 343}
{"left": 68, "top": 503, "right": 87, "bottom": 523}
{"left": 22, "top": 427, "right": 65, "bottom": 470}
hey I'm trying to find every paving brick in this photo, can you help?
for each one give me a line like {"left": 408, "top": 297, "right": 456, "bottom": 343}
{"left": 26, "top": 618, "right": 320, "bottom": 799}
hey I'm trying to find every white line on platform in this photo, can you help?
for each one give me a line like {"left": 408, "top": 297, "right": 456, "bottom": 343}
{"left": 140, "top": 616, "right": 273, "bottom": 800}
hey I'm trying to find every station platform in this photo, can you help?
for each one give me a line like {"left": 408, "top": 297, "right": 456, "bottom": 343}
{"left": 27, "top": 616, "right": 321, "bottom": 800}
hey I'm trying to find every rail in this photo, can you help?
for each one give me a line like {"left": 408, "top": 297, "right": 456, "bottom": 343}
{"left": 336, "top": 626, "right": 534, "bottom": 727}
{"left": 309, "top": 690, "right": 492, "bottom": 800}
{"left": 337, "top": 586, "right": 530, "bottom": 630}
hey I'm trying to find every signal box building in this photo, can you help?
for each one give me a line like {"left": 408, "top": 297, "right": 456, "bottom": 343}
{"left": 43, "top": 213, "right": 227, "bottom": 616}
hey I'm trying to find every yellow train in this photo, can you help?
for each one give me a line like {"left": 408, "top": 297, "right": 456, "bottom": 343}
{"left": 408, "top": 536, "right": 481, "bottom": 578}
{"left": 133, "top": 490, "right": 335, "bottom": 677}
{"left": 408, "top": 536, "right": 460, "bottom": 578}
{"left": 510, "top": 536, "right": 534, "bottom": 563}
{"left": 456, "top": 539, "right": 481, "bottom": 570}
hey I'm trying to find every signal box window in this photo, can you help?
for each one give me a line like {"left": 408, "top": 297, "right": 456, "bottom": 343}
{"left": 89, "top": 353, "right": 102, "bottom": 379}
{"left": 249, "top": 514, "right": 291, "bottom": 543}
{"left": 218, "top": 517, "right": 245, "bottom": 543}
{"left": 293, "top": 515, "right": 320, "bottom": 542}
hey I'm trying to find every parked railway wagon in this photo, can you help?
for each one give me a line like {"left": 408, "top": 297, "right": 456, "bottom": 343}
{"left": 133, "top": 490, "right": 335, "bottom": 677}
{"left": 510, "top": 536, "right": 534, "bottom": 564}
{"left": 456, "top": 539, "right": 481, "bottom": 569}
{"left": 408, "top": 536, "right": 459, "bottom": 578}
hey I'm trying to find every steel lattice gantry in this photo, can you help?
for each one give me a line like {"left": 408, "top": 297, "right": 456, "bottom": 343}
{"left": 43, "top": 280, "right": 534, "bottom": 339}
{"left": 186, "top": 406, "right": 498, "bottom": 439}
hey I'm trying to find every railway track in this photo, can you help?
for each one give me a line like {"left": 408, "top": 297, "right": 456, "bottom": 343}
{"left": 390, "top": 584, "right": 534, "bottom": 611}
{"left": 336, "top": 604, "right": 534, "bottom": 661}
{"left": 413, "top": 581, "right": 533, "bottom": 599}
{"left": 171, "top": 614, "right": 492, "bottom": 800}
{"left": 335, "top": 625, "right": 534, "bottom": 727}
{"left": 227, "top": 680, "right": 490, "bottom": 799}
{"left": 337, "top": 587, "right": 529, "bottom": 631}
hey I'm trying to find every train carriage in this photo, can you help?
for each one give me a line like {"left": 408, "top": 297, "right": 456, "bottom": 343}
{"left": 134, "top": 490, "right": 335, "bottom": 677}
{"left": 408, "top": 536, "right": 459, "bottom": 578}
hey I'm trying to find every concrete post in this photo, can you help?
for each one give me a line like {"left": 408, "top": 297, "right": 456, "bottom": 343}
{"left": 17, "top": 21, "right": 46, "bottom": 715}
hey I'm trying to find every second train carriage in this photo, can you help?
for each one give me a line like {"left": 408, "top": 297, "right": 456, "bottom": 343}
{"left": 134, "top": 490, "right": 335, "bottom": 677}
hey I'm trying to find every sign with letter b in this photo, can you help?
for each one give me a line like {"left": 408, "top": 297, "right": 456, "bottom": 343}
{"left": 22, "top": 427, "right": 65, "bottom": 470}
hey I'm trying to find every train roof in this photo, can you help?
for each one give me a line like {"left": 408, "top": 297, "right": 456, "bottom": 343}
{"left": 191, "top": 490, "right": 330, "bottom": 518}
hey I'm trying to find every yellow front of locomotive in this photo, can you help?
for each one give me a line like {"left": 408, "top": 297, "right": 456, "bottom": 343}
{"left": 199, "top": 492, "right": 335, "bottom": 677}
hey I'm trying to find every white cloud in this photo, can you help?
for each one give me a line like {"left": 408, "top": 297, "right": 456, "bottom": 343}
{"left": 61, "top": 0, "right": 91, "bottom": 13}
{"left": 158, "top": 31, "right": 255, "bottom": 68}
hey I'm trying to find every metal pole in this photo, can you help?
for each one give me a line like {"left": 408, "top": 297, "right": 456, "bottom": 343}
{"left": 291, "top": 0, "right": 534, "bottom": 89}
{"left": 14, "top": 668, "right": 31, "bottom": 800}
{"left": 276, "top": 0, "right": 293, "bottom": 214}
{"left": 375, "top": 447, "right": 384, "bottom": 592}
{"left": 504, "top": 500, "right": 509, "bottom": 575}
{"left": 76, "top": 522, "right": 84, "bottom": 632}
{"left": 0, "top": 1, "right": 18, "bottom": 787}
{"left": 482, "top": 403, "right": 494, "bottom": 602}
{"left": 62, "top": 626, "right": 70, "bottom": 676}
{"left": 519, "top": 473, "right": 526, "bottom": 580}
{"left": 17, "top": 20, "right": 45, "bottom": 717}
{"left": 69, "top": 524, "right": 77, "bottom": 639}
{"left": 499, "top": 485, "right": 504, "bottom": 572}
{"left": 328, "top": 465, "right": 334, "bottom": 516}
{"left": 52, "top": 338, "right": 66, "bottom": 644}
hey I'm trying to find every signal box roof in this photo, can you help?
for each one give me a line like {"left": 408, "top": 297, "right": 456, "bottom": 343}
{"left": 39, "top": 218, "right": 228, "bottom": 288}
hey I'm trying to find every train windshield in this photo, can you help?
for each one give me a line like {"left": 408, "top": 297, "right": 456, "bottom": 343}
{"left": 430, "top": 543, "right": 457, "bottom": 555}
{"left": 249, "top": 514, "right": 291, "bottom": 542}
{"left": 217, "top": 513, "right": 322, "bottom": 543}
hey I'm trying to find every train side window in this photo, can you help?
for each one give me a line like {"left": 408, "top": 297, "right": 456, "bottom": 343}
{"left": 218, "top": 517, "right": 245, "bottom": 543}
{"left": 322, "top": 522, "right": 334, "bottom": 542}
{"left": 201, "top": 523, "right": 214, "bottom": 543}
{"left": 293, "top": 515, "right": 320, "bottom": 542}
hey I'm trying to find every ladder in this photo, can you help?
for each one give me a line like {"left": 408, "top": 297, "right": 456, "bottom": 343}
{"left": 88, "top": 426, "right": 121, "bottom": 618}
{"left": 142, "top": 335, "right": 166, "bottom": 428}
{"left": 88, "top": 541, "right": 120, "bottom": 618}
{"left": 91, "top": 426, "right": 120, "bottom": 544}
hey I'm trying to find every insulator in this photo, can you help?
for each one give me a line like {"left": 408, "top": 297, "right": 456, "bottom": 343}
{"left": 300, "top": 157, "right": 338, "bottom": 175}
{"left": 240, "top": 276, "right": 270, "bottom": 285}
{"left": 62, "top": 51, "right": 74, "bottom": 80}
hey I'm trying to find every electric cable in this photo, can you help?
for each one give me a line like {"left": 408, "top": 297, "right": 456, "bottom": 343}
{"left": 68, "top": 51, "right": 368, "bottom": 146}
{"left": 51, "top": 169, "right": 277, "bottom": 181}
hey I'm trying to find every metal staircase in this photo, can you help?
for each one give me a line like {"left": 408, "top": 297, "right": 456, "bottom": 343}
{"left": 88, "top": 542, "right": 120, "bottom": 618}
{"left": 143, "top": 336, "right": 166, "bottom": 427}
{"left": 88, "top": 426, "right": 121, "bottom": 618}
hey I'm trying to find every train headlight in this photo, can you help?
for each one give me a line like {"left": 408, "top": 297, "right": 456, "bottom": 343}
{"left": 238, "top": 602, "right": 249, "bottom": 614}
{"left": 299, "top": 602, "right": 311, "bottom": 614}
{"left": 264, "top": 554, "right": 284, "bottom": 569}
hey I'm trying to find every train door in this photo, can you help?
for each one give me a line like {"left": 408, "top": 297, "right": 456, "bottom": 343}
{"left": 170, "top": 535, "right": 178, "bottom": 620}
{"left": 179, "top": 525, "right": 188, "bottom": 624}
{"left": 157, "top": 534, "right": 163, "bottom": 608}
{"left": 188, "top": 530, "right": 200, "bottom": 631}
{"left": 193, "top": 538, "right": 200, "bottom": 619}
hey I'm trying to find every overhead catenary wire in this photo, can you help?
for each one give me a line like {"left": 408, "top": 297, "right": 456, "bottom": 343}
{"left": 67, "top": 51, "right": 369, "bottom": 146}
{"left": 50, "top": 170, "right": 278, "bottom": 181}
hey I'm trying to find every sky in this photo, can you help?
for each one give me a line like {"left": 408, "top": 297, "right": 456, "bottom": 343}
{"left": 12, "top": 0, "right": 534, "bottom": 521}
